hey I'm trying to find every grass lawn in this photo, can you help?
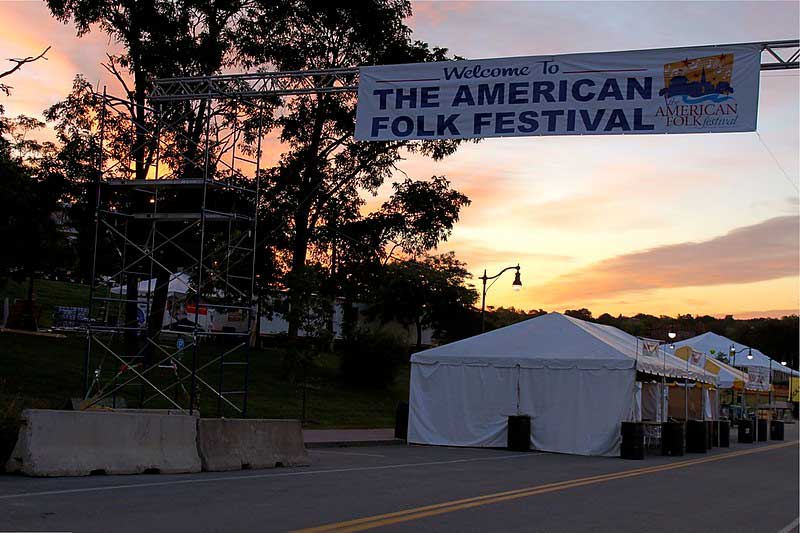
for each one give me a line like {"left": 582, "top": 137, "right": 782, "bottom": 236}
{"left": 0, "top": 277, "right": 99, "bottom": 329}
{"left": 0, "top": 330, "right": 411, "bottom": 468}
{"left": 0, "top": 278, "right": 412, "bottom": 468}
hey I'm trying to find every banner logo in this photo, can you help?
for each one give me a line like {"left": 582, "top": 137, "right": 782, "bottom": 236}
{"left": 655, "top": 53, "right": 741, "bottom": 130}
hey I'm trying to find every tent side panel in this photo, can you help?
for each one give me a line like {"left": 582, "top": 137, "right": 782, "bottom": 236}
{"left": 408, "top": 363, "right": 517, "bottom": 447}
{"left": 519, "top": 367, "right": 636, "bottom": 457}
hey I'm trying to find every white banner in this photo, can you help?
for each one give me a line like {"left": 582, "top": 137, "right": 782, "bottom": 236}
{"left": 355, "top": 44, "right": 761, "bottom": 141}
{"left": 747, "top": 367, "right": 770, "bottom": 391}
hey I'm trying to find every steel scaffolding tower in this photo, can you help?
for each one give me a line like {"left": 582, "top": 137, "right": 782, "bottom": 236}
{"left": 83, "top": 89, "right": 265, "bottom": 416}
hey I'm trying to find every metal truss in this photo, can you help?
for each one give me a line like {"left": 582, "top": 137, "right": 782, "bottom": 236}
{"left": 756, "top": 39, "right": 799, "bottom": 71}
{"left": 150, "top": 67, "right": 359, "bottom": 101}
{"left": 83, "top": 88, "right": 264, "bottom": 417}
{"left": 148, "top": 40, "right": 797, "bottom": 102}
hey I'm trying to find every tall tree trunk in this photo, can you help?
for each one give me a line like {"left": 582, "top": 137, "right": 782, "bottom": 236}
{"left": 145, "top": 268, "right": 171, "bottom": 368}
{"left": 124, "top": 271, "right": 140, "bottom": 358}
{"left": 287, "top": 96, "right": 327, "bottom": 339}
{"left": 287, "top": 200, "right": 311, "bottom": 339}
{"left": 24, "top": 273, "right": 36, "bottom": 330}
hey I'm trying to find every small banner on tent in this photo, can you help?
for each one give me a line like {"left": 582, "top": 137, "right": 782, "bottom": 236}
{"left": 790, "top": 377, "right": 800, "bottom": 402}
{"left": 747, "top": 367, "right": 770, "bottom": 391}
{"left": 355, "top": 44, "right": 760, "bottom": 141}
{"left": 640, "top": 338, "right": 661, "bottom": 357}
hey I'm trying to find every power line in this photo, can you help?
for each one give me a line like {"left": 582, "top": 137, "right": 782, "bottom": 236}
{"left": 755, "top": 131, "right": 799, "bottom": 194}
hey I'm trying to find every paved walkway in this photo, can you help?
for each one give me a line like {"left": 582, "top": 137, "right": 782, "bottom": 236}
{"left": 303, "top": 428, "right": 398, "bottom": 446}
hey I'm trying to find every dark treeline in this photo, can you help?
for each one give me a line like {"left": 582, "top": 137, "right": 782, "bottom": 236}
{"left": 0, "top": 1, "right": 481, "bottom": 348}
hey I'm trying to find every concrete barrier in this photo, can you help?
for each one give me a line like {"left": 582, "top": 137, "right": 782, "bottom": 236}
{"left": 197, "top": 419, "right": 310, "bottom": 471}
{"left": 5, "top": 409, "right": 201, "bottom": 476}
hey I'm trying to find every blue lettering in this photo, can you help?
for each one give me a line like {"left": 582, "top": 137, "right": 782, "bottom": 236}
{"left": 540, "top": 110, "right": 564, "bottom": 131}
{"left": 391, "top": 116, "right": 415, "bottom": 137}
{"left": 373, "top": 89, "right": 393, "bottom": 110}
{"left": 598, "top": 79, "right": 624, "bottom": 101}
{"left": 604, "top": 109, "right": 631, "bottom": 131}
{"left": 572, "top": 79, "right": 595, "bottom": 102}
{"left": 395, "top": 88, "right": 417, "bottom": 109}
{"left": 580, "top": 109, "right": 605, "bottom": 131}
{"left": 531, "top": 81, "right": 555, "bottom": 103}
{"left": 508, "top": 82, "right": 529, "bottom": 104}
{"left": 627, "top": 78, "right": 652, "bottom": 100}
{"left": 473, "top": 112, "right": 493, "bottom": 134}
{"left": 518, "top": 110, "right": 539, "bottom": 132}
{"left": 495, "top": 112, "right": 515, "bottom": 134}
{"left": 371, "top": 116, "right": 390, "bottom": 136}
{"left": 416, "top": 115, "right": 435, "bottom": 137}
{"left": 437, "top": 114, "right": 461, "bottom": 135}
{"left": 633, "top": 108, "right": 655, "bottom": 130}
{"left": 452, "top": 85, "right": 475, "bottom": 106}
{"left": 420, "top": 87, "right": 440, "bottom": 108}
{"left": 478, "top": 84, "right": 505, "bottom": 105}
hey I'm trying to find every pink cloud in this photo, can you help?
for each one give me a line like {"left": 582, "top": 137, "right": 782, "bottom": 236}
{"left": 534, "top": 215, "right": 799, "bottom": 303}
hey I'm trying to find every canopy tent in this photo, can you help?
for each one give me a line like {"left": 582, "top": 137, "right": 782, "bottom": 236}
{"left": 667, "top": 344, "right": 762, "bottom": 391}
{"left": 572, "top": 319, "right": 714, "bottom": 384}
{"left": 409, "top": 312, "right": 710, "bottom": 457}
{"left": 672, "top": 332, "right": 799, "bottom": 377}
{"left": 110, "top": 272, "right": 193, "bottom": 297}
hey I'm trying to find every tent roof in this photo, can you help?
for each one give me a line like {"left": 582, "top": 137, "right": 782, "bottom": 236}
{"left": 111, "top": 272, "right": 193, "bottom": 297}
{"left": 673, "top": 332, "right": 798, "bottom": 377}
{"left": 412, "top": 313, "right": 712, "bottom": 382}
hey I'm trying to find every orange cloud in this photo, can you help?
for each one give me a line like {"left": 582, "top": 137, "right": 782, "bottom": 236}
{"left": 534, "top": 215, "right": 799, "bottom": 303}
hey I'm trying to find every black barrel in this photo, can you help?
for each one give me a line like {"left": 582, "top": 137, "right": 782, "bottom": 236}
{"left": 770, "top": 420, "right": 785, "bottom": 441}
{"left": 394, "top": 401, "right": 409, "bottom": 440}
{"left": 757, "top": 419, "right": 768, "bottom": 442}
{"left": 662, "top": 421, "right": 685, "bottom": 456}
{"left": 620, "top": 422, "right": 645, "bottom": 460}
{"left": 719, "top": 420, "right": 731, "bottom": 447}
{"left": 507, "top": 415, "right": 531, "bottom": 452}
{"left": 686, "top": 420, "right": 707, "bottom": 453}
{"left": 710, "top": 420, "right": 719, "bottom": 447}
{"left": 738, "top": 419, "right": 754, "bottom": 443}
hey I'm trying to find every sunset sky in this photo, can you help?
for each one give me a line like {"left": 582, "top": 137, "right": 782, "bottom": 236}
{"left": 1, "top": 0, "right": 798, "bottom": 318}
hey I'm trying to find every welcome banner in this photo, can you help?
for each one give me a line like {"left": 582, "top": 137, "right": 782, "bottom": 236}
{"left": 355, "top": 44, "right": 761, "bottom": 141}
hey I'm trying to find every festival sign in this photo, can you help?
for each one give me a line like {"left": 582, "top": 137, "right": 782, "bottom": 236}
{"left": 355, "top": 44, "right": 761, "bottom": 141}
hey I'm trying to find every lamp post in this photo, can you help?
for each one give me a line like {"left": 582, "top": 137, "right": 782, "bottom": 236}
{"left": 663, "top": 331, "right": 675, "bottom": 423}
{"left": 781, "top": 361, "right": 789, "bottom": 402}
{"left": 732, "top": 345, "right": 757, "bottom": 438}
{"left": 479, "top": 264, "right": 522, "bottom": 333}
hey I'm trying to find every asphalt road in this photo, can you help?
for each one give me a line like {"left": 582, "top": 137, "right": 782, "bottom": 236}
{"left": 1, "top": 426, "right": 797, "bottom": 533}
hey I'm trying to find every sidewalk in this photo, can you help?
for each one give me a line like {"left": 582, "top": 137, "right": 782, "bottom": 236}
{"left": 303, "top": 428, "right": 404, "bottom": 448}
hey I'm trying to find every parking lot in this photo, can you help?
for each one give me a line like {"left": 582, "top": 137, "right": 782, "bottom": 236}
{"left": 1, "top": 426, "right": 797, "bottom": 533}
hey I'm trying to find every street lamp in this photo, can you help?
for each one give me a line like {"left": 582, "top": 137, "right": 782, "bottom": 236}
{"left": 729, "top": 345, "right": 754, "bottom": 424}
{"left": 480, "top": 264, "right": 521, "bottom": 333}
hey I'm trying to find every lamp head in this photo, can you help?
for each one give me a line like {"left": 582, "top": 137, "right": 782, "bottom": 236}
{"left": 668, "top": 331, "right": 676, "bottom": 340}
{"left": 512, "top": 267, "right": 522, "bottom": 292}
{"left": 746, "top": 353, "right": 754, "bottom": 360}
{"left": 781, "top": 361, "right": 788, "bottom": 366}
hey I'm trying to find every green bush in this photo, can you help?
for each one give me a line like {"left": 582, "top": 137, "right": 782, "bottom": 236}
{"left": 339, "top": 330, "right": 409, "bottom": 389}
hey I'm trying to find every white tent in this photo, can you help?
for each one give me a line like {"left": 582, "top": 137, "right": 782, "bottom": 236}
{"left": 673, "top": 332, "right": 799, "bottom": 377}
{"left": 110, "top": 272, "right": 193, "bottom": 297}
{"left": 409, "top": 312, "right": 711, "bottom": 457}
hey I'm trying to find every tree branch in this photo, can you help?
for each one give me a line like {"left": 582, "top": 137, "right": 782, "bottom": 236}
{"left": 0, "top": 46, "right": 50, "bottom": 95}
{"left": 0, "top": 46, "right": 51, "bottom": 80}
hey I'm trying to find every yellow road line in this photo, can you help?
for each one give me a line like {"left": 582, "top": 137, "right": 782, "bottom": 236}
{"left": 297, "top": 441, "right": 796, "bottom": 532}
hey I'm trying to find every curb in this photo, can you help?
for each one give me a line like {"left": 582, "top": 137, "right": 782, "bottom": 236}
{"left": 305, "top": 439, "right": 406, "bottom": 449}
